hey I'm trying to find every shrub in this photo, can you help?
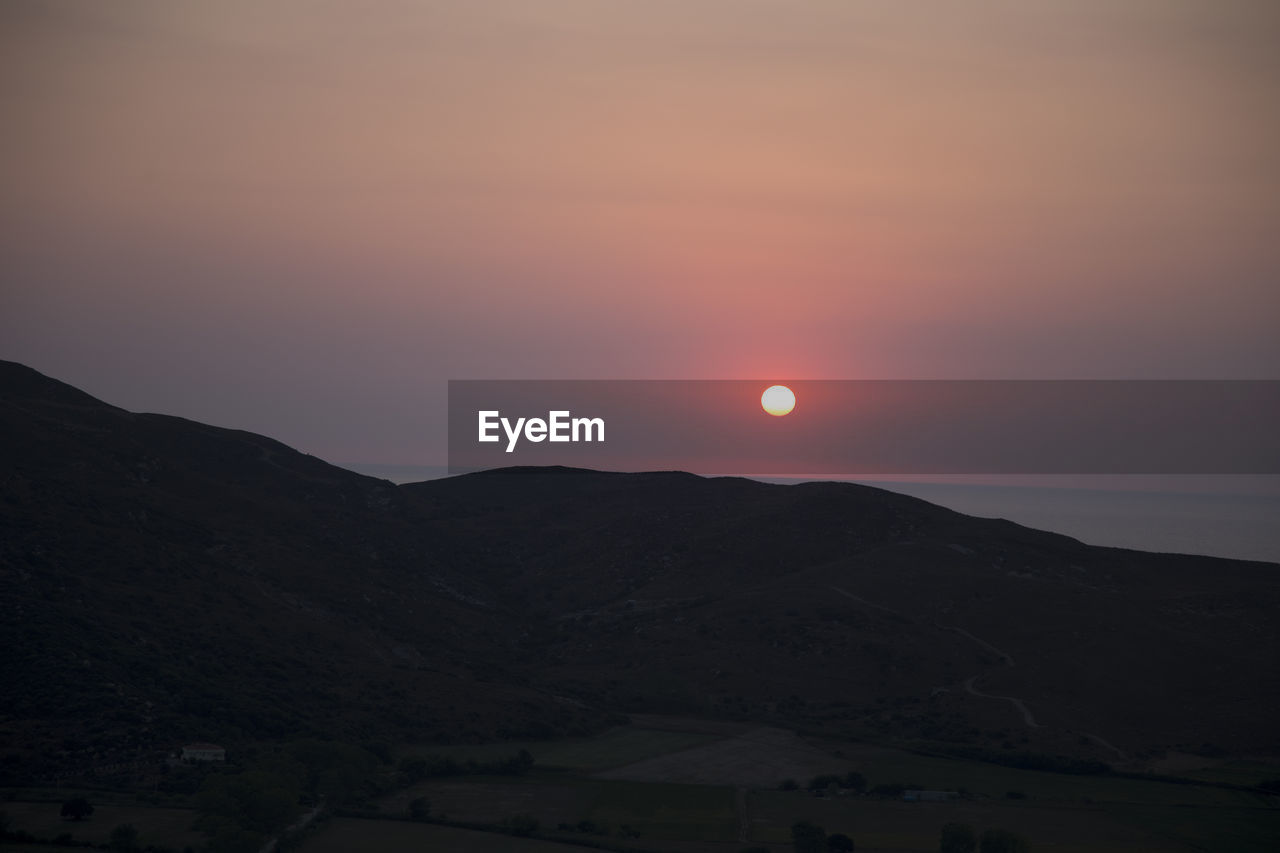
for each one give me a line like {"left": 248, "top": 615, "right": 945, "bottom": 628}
{"left": 827, "top": 831, "right": 855, "bottom": 851}
{"left": 109, "top": 822, "right": 140, "bottom": 852}
{"left": 979, "top": 827, "right": 1031, "bottom": 853}
{"left": 501, "top": 814, "right": 539, "bottom": 836}
{"left": 792, "top": 820, "right": 826, "bottom": 853}
{"left": 60, "top": 797, "right": 94, "bottom": 821}
{"left": 940, "top": 822, "right": 976, "bottom": 853}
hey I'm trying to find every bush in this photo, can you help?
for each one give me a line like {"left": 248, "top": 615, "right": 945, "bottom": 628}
{"left": 980, "top": 828, "right": 1031, "bottom": 853}
{"left": 792, "top": 820, "right": 826, "bottom": 853}
{"left": 809, "top": 774, "right": 843, "bottom": 791}
{"left": 827, "top": 831, "right": 855, "bottom": 851}
{"left": 501, "top": 814, "right": 539, "bottom": 836}
{"left": 869, "top": 783, "right": 907, "bottom": 798}
{"left": 940, "top": 822, "right": 976, "bottom": 853}
{"left": 109, "top": 822, "right": 140, "bottom": 852}
{"left": 60, "top": 797, "right": 94, "bottom": 821}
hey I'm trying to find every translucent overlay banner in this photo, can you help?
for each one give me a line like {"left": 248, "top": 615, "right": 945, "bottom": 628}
{"left": 447, "top": 380, "right": 1279, "bottom": 476}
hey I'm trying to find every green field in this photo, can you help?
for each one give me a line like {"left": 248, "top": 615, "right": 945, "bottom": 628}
{"left": 8, "top": 721, "right": 1277, "bottom": 853}
{"left": 751, "top": 791, "right": 1191, "bottom": 852}
{"left": 1179, "top": 760, "right": 1280, "bottom": 788}
{"left": 403, "top": 726, "right": 718, "bottom": 772}
{"left": 298, "top": 818, "right": 610, "bottom": 852}
{"left": 1104, "top": 803, "right": 1280, "bottom": 853}
{"left": 379, "top": 774, "right": 736, "bottom": 843}
{"left": 808, "top": 741, "right": 1273, "bottom": 807}
{"left": 1, "top": 800, "right": 204, "bottom": 850}
{"left": 579, "top": 778, "right": 736, "bottom": 842}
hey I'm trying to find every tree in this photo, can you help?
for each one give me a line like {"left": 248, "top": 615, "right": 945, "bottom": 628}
{"left": 980, "top": 828, "right": 1031, "bottom": 853}
{"left": 408, "top": 797, "right": 430, "bottom": 821}
{"left": 195, "top": 771, "right": 298, "bottom": 835}
{"left": 398, "top": 757, "right": 428, "bottom": 783}
{"left": 501, "top": 814, "right": 539, "bottom": 836}
{"left": 940, "top": 822, "right": 977, "bottom": 853}
{"left": 843, "top": 771, "right": 867, "bottom": 792}
{"left": 109, "top": 823, "right": 140, "bottom": 852}
{"left": 827, "top": 831, "right": 855, "bottom": 851}
{"left": 792, "top": 820, "right": 826, "bottom": 853}
{"left": 60, "top": 798, "right": 94, "bottom": 821}
{"left": 808, "top": 774, "right": 842, "bottom": 791}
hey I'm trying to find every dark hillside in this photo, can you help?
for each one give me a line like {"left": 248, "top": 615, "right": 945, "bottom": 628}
{"left": 2, "top": 361, "right": 1277, "bottom": 786}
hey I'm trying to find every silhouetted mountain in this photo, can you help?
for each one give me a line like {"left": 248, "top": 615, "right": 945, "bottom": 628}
{"left": 0, "top": 362, "right": 606, "bottom": 781}
{"left": 2, "top": 361, "right": 1277, "bottom": 783}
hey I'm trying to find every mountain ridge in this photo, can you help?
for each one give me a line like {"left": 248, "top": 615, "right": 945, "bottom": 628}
{"left": 2, "top": 360, "right": 1277, "bottom": 786}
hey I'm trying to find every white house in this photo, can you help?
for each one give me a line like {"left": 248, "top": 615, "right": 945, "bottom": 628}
{"left": 180, "top": 743, "right": 226, "bottom": 762}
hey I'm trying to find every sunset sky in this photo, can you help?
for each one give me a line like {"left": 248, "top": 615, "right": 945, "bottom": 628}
{"left": 3, "top": 1, "right": 1278, "bottom": 466}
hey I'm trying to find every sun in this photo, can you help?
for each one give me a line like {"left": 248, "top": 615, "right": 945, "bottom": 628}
{"left": 761, "top": 384, "right": 795, "bottom": 417}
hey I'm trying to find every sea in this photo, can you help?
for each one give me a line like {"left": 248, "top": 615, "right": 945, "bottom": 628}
{"left": 342, "top": 464, "right": 1280, "bottom": 566}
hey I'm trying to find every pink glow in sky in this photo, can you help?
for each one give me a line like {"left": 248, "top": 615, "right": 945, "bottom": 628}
{"left": 2, "top": 1, "right": 1278, "bottom": 465}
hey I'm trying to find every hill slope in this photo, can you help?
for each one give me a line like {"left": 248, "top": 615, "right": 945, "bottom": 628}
{"left": 0, "top": 362, "right": 603, "bottom": 782}
{"left": 2, "top": 361, "right": 1277, "bottom": 783}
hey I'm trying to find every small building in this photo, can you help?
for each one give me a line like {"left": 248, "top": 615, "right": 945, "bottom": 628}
{"left": 903, "top": 790, "right": 958, "bottom": 802}
{"left": 181, "top": 743, "right": 226, "bottom": 762}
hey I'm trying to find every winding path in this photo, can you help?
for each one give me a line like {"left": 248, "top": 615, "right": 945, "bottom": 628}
{"left": 735, "top": 787, "right": 749, "bottom": 844}
{"left": 258, "top": 799, "right": 325, "bottom": 853}
{"left": 962, "top": 674, "right": 1042, "bottom": 728}
{"left": 828, "top": 586, "right": 1128, "bottom": 762}
{"left": 828, "top": 585, "right": 903, "bottom": 617}
{"left": 939, "top": 623, "right": 1043, "bottom": 729}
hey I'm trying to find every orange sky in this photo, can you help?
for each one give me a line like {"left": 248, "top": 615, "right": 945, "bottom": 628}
{"left": 2, "top": 1, "right": 1278, "bottom": 464}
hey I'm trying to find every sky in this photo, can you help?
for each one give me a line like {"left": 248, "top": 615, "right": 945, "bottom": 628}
{"left": 2, "top": 0, "right": 1278, "bottom": 467}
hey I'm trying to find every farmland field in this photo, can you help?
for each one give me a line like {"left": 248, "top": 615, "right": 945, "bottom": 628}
{"left": 403, "top": 725, "right": 718, "bottom": 772}
{"left": 377, "top": 776, "right": 588, "bottom": 826}
{"left": 378, "top": 775, "right": 736, "bottom": 843}
{"left": 0, "top": 801, "right": 203, "bottom": 850}
{"left": 297, "top": 818, "right": 608, "bottom": 852}
{"left": 594, "top": 725, "right": 848, "bottom": 787}
{"left": 1178, "top": 760, "right": 1280, "bottom": 788}
{"left": 369, "top": 718, "right": 1280, "bottom": 852}
{"left": 10, "top": 718, "right": 1275, "bottom": 853}
{"left": 1103, "top": 803, "right": 1280, "bottom": 853}
{"left": 751, "top": 791, "right": 1186, "bottom": 852}
{"left": 801, "top": 739, "right": 1273, "bottom": 806}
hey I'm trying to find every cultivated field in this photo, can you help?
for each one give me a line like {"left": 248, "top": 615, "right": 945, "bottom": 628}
{"left": 378, "top": 775, "right": 737, "bottom": 843}
{"left": 594, "top": 725, "right": 848, "bottom": 787}
{"left": 378, "top": 777, "right": 588, "bottom": 826}
{"left": 298, "top": 818, "right": 607, "bottom": 852}
{"left": 12, "top": 719, "right": 1271, "bottom": 853}
{"left": 371, "top": 719, "right": 1280, "bottom": 853}
{"left": 0, "top": 800, "right": 203, "bottom": 850}
{"left": 752, "top": 792, "right": 1181, "bottom": 852}
{"left": 403, "top": 725, "right": 718, "bottom": 772}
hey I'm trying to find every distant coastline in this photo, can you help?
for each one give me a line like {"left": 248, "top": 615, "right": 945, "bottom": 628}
{"left": 342, "top": 463, "right": 1280, "bottom": 565}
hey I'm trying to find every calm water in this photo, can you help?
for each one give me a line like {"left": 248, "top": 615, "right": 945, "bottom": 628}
{"left": 343, "top": 464, "right": 1280, "bottom": 565}
{"left": 859, "top": 481, "right": 1280, "bottom": 565}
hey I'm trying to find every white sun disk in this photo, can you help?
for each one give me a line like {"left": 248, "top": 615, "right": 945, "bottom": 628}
{"left": 761, "top": 384, "right": 796, "bottom": 416}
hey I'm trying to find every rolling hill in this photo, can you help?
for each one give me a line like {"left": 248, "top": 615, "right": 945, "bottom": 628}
{"left": 2, "top": 360, "right": 1277, "bottom": 785}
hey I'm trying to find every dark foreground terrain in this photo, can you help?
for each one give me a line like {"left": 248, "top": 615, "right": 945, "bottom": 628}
{"left": 2, "top": 360, "right": 1278, "bottom": 851}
